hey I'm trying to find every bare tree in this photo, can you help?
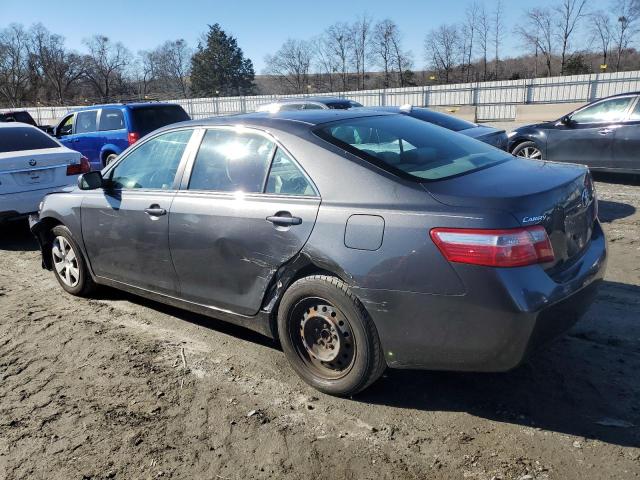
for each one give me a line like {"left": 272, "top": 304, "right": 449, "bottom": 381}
{"left": 264, "top": 38, "right": 314, "bottom": 94}
{"left": 463, "top": 2, "right": 480, "bottom": 82}
{"left": 0, "top": 24, "right": 32, "bottom": 107}
{"left": 312, "top": 34, "right": 339, "bottom": 91}
{"left": 156, "top": 39, "right": 192, "bottom": 98}
{"left": 492, "top": 0, "right": 505, "bottom": 78}
{"left": 389, "top": 27, "right": 413, "bottom": 87}
{"left": 555, "top": 0, "right": 588, "bottom": 75}
{"left": 613, "top": 0, "right": 640, "bottom": 71}
{"left": 516, "top": 8, "right": 555, "bottom": 76}
{"left": 590, "top": 11, "right": 614, "bottom": 68}
{"left": 425, "top": 24, "right": 460, "bottom": 83}
{"left": 478, "top": 4, "right": 490, "bottom": 80}
{"left": 351, "top": 14, "right": 372, "bottom": 90}
{"left": 30, "top": 24, "right": 84, "bottom": 105}
{"left": 82, "top": 35, "right": 131, "bottom": 101}
{"left": 325, "top": 22, "right": 352, "bottom": 90}
{"left": 373, "top": 19, "right": 395, "bottom": 87}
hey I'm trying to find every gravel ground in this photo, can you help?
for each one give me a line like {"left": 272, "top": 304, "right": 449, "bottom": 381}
{"left": 1, "top": 175, "right": 639, "bottom": 480}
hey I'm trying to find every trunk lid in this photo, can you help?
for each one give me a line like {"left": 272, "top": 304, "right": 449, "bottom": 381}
{"left": 0, "top": 147, "right": 80, "bottom": 194}
{"left": 423, "top": 158, "right": 597, "bottom": 271}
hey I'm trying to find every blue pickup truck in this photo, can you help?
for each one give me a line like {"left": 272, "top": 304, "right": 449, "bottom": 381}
{"left": 52, "top": 102, "right": 190, "bottom": 170}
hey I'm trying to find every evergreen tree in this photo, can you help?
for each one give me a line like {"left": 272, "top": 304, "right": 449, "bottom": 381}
{"left": 190, "top": 24, "right": 255, "bottom": 96}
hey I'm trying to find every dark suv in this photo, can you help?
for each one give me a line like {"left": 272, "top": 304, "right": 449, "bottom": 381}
{"left": 52, "top": 102, "right": 190, "bottom": 170}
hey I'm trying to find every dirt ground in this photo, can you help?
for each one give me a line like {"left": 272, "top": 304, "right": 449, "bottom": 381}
{"left": 1, "top": 175, "right": 639, "bottom": 480}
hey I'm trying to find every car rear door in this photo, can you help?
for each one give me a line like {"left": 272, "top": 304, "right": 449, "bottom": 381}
{"left": 612, "top": 96, "right": 640, "bottom": 173}
{"left": 546, "top": 96, "right": 635, "bottom": 168}
{"left": 81, "top": 128, "right": 195, "bottom": 295}
{"left": 169, "top": 127, "right": 320, "bottom": 316}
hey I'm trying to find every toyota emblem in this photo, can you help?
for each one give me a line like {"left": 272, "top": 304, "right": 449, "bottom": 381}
{"left": 29, "top": 159, "right": 37, "bottom": 167}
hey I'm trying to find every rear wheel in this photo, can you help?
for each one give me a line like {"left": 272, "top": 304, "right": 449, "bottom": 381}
{"left": 51, "top": 225, "right": 96, "bottom": 296}
{"left": 512, "top": 141, "right": 543, "bottom": 160}
{"left": 277, "top": 275, "right": 386, "bottom": 396}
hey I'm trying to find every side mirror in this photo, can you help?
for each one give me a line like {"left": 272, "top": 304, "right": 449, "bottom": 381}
{"left": 560, "top": 115, "right": 572, "bottom": 125}
{"left": 78, "top": 171, "right": 104, "bottom": 190}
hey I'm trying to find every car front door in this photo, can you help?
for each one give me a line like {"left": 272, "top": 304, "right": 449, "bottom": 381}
{"left": 56, "top": 113, "right": 75, "bottom": 149}
{"left": 546, "top": 95, "right": 635, "bottom": 168}
{"left": 169, "top": 127, "right": 321, "bottom": 316}
{"left": 81, "top": 128, "right": 195, "bottom": 295}
{"left": 74, "top": 109, "right": 101, "bottom": 168}
{"left": 612, "top": 96, "right": 640, "bottom": 173}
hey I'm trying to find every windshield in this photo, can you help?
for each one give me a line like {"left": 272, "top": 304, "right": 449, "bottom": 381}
{"left": 130, "top": 105, "right": 190, "bottom": 136}
{"left": 0, "top": 126, "right": 59, "bottom": 153}
{"left": 314, "top": 114, "right": 510, "bottom": 181}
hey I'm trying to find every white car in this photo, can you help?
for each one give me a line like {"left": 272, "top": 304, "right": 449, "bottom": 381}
{"left": 0, "top": 122, "right": 89, "bottom": 222}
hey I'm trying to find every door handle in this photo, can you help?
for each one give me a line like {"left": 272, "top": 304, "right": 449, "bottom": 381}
{"left": 266, "top": 213, "right": 302, "bottom": 226}
{"left": 598, "top": 128, "right": 613, "bottom": 135}
{"left": 144, "top": 205, "right": 166, "bottom": 217}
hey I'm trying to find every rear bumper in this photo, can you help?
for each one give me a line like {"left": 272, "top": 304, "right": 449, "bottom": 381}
{"left": 355, "top": 220, "right": 607, "bottom": 371}
{"left": 0, "top": 185, "right": 71, "bottom": 221}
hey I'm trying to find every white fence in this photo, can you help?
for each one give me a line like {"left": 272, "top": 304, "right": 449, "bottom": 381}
{"left": 5, "top": 70, "right": 640, "bottom": 126}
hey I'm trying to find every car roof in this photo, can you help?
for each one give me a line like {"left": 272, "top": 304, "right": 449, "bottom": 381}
{"left": 266, "top": 96, "right": 358, "bottom": 105}
{"left": 71, "top": 102, "right": 180, "bottom": 112}
{"left": 174, "top": 109, "right": 395, "bottom": 133}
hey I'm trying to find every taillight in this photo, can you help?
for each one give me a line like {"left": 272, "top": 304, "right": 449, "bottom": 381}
{"left": 66, "top": 155, "right": 91, "bottom": 176}
{"left": 128, "top": 132, "right": 140, "bottom": 145}
{"left": 430, "top": 225, "right": 554, "bottom": 268}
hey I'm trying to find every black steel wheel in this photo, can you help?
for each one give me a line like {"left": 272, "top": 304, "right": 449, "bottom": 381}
{"left": 278, "top": 275, "right": 386, "bottom": 396}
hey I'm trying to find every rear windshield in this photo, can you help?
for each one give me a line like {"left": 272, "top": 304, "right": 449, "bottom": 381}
{"left": 0, "top": 126, "right": 58, "bottom": 153}
{"left": 130, "top": 105, "right": 190, "bottom": 136}
{"left": 325, "top": 100, "right": 363, "bottom": 109}
{"left": 314, "top": 115, "right": 510, "bottom": 181}
{"left": 408, "top": 108, "right": 477, "bottom": 132}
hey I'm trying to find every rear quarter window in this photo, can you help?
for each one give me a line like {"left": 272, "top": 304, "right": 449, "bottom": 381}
{"left": 0, "top": 127, "right": 59, "bottom": 153}
{"left": 130, "top": 105, "right": 190, "bottom": 136}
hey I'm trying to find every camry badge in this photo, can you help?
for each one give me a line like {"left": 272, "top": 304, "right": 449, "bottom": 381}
{"left": 29, "top": 159, "right": 37, "bottom": 167}
{"left": 522, "top": 214, "right": 546, "bottom": 224}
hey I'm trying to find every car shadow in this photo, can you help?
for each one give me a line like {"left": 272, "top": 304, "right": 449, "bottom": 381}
{"left": 90, "top": 287, "right": 278, "bottom": 350}
{"left": 0, "top": 220, "right": 39, "bottom": 252}
{"left": 355, "top": 279, "right": 640, "bottom": 448}
{"left": 598, "top": 200, "right": 636, "bottom": 223}
{"left": 592, "top": 171, "right": 640, "bottom": 186}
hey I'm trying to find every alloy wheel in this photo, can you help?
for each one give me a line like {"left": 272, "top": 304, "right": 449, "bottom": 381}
{"left": 52, "top": 236, "right": 80, "bottom": 288}
{"left": 515, "top": 145, "right": 542, "bottom": 159}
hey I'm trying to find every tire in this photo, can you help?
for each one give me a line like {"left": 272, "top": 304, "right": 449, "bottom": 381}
{"left": 511, "top": 140, "right": 543, "bottom": 160}
{"left": 104, "top": 153, "right": 118, "bottom": 166}
{"left": 277, "top": 275, "right": 386, "bottom": 396}
{"left": 50, "top": 225, "right": 96, "bottom": 297}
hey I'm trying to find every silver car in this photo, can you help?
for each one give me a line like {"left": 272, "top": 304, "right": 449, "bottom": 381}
{"left": 31, "top": 110, "right": 606, "bottom": 396}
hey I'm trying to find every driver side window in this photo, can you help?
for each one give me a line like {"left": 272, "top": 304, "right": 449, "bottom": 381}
{"left": 109, "top": 129, "right": 193, "bottom": 190}
{"left": 58, "top": 114, "right": 74, "bottom": 137}
{"left": 570, "top": 97, "right": 634, "bottom": 124}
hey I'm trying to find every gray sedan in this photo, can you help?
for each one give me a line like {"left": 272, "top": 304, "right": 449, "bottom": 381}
{"left": 30, "top": 110, "right": 606, "bottom": 396}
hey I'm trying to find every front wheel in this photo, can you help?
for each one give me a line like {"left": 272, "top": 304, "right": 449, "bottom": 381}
{"left": 512, "top": 141, "right": 543, "bottom": 160}
{"left": 104, "top": 153, "right": 118, "bottom": 166}
{"left": 51, "top": 225, "right": 96, "bottom": 296}
{"left": 277, "top": 275, "right": 386, "bottom": 396}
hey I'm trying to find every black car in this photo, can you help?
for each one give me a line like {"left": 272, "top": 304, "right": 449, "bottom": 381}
{"left": 372, "top": 105, "right": 509, "bottom": 150}
{"left": 508, "top": 92, "right": 640, "bottom": 173}
{"left": 0, "top": 110, "right": 38, "bottom": 127}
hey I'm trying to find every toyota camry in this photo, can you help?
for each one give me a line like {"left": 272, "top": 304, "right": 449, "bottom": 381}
{"left": 30, "top": 110, "right": 606, "bottom": 396}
